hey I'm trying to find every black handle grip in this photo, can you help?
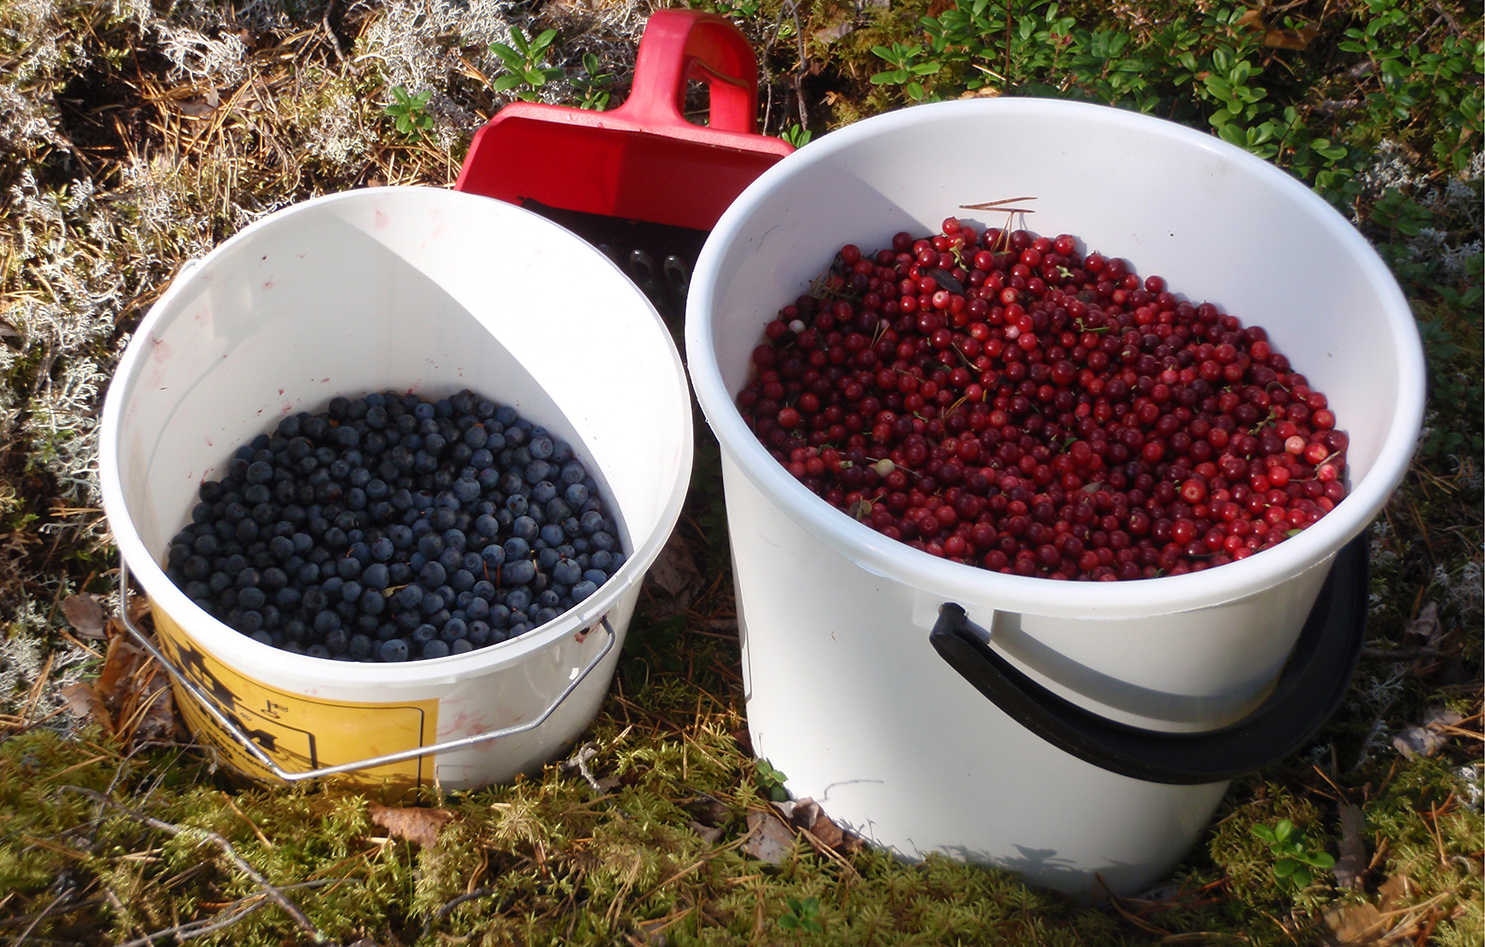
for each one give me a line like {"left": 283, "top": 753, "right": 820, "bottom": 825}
{"left": 929, "top": 535, "right": 1368, "bottom": 785}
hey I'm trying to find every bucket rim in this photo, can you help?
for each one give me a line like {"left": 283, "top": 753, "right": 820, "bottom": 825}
{"left": 100, "top": 185, "right": 694, "bottom": 686}
{"left": 686, "top": 97, "right": 1425, "bottom": 619}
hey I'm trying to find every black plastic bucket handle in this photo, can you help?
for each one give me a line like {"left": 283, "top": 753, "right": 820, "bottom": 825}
{"left": 929, "top": 534, "right": 1367, "bottom": 785}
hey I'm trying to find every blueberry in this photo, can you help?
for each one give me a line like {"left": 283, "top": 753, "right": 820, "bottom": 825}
{"left": 505, "top": 588, "right": 531, "bottom": 613}
{"left": 512, "top": 516, "right": 539, "bottom": 543}
{"left": 552, "top": 559, "right": 582, "bottom": 586}
{"left": 396, "top": 584, "right": 424, "bottom": 609}
{"left": 503, "top": 559, "right": 536, "bottom": 586}
{"left": 362, "top": 562, "right": 389, "bottom": 590}
{"left": 524, "top": 459, "right": 551, "bottom": 484}
{"left": 481, "top": 543, "right": 506, "bottom": 570}
{"left": 269, "top": 535, "right": 295, "bottom": 561}
{"left": 503, "top": 537, "right": 530, "bottom": 561}
{"left": 380, "top": 638, "right": 409, "bottom": 662}
{"left": 418, "top": 532, "right": 444, "bottom": 557}
{"left": 571, "top": 580, "right": 598, "bottom": 601}
{"left": 437, "top": 548, "right": 462, "bottom": 573}
{"left": 582, "top": 569, "right": 609, "bottom": 586}
{"left": 539, "top": 524, "right": 565, "bottom": 548}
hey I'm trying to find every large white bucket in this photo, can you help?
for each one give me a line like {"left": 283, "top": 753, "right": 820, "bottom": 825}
{"left": 100, "top": 187, "right": 692, "bottom": 796}
{"left": 685, "top": 99, "right": 1424, "bottom": 896}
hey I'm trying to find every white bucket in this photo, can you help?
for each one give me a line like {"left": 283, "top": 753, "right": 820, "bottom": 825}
{"left": 685, "top": 99, "right": 1424, "bottom": 896}
{"left": 100, "top": 187, "right": 692, "bottom": 797}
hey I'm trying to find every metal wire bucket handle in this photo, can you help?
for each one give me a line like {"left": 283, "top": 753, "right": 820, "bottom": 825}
{"left": 115, "top": 552, "right": 617, "bottom": 783}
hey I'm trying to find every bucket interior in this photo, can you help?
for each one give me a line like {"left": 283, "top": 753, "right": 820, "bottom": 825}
{"left": 105, "top": 187, "right": 692, "bottom": 681}
{"left": 688, "top": 99, "right": 1425, "bottom": 616}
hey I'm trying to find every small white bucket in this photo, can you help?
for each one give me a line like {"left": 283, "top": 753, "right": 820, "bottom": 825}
{"left": 100, "top": 187, "right": 692, "bottom": 796}
{"left": 686, "top": 99, "right": 1424, "bottom": 896}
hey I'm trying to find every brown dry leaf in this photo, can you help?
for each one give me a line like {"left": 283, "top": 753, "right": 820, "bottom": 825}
{"left": 59, "top": 682, "right": 113, "bottom": 732}
{"left": 686, "top": 797, "right": 731, "bottom": 828}
{"left": 772, "top": 796, "right": 850, "bottom": 851}
{"left": 368, "top": 802, "right": 454, "bottom": 848}
{"left": 1265, "top": 25, "right": 1319, "bottom": 50}
{"left": 95, "top": 632, "right": 150, "bottom": 703}
{"left": 742, "top": 811, "right": 793, "bottom": 865}
{"left": 807, "top": 811, "right": 845, "bottom": 849}
{"left": 61, "top": 593, "right": 107, "bottom": 640}
{"left": 689, "top": 820, "right": 725, "bottom": 844}
{"left": 131, "top": 669, "right": 177, "bottom": 741}
{"left": 1233, "top": 9, "right": 1265, "bottom": 30}
{"left": 1332, "top": 803, "right": 1367, "bottom": 890}
{"left": 812, "top": 8, "right": 855, "bottom": 45}
{"left": 730, "top": 727, "right": 754, "bottom": 756}
{"left": 1320, "top": 875, "right": 1411, "bottom": 945}
{"left": 645, "top": 532, "right": 700, "bottom": 600}
{"left": 1404, "top": 602, "right": 1442, "bottom": 645}
{"left": 959, "top": 86, "right": 1003, "bottom": 99}
{"left": 1392, "top": 706, "right": 1465, "bottom": 759}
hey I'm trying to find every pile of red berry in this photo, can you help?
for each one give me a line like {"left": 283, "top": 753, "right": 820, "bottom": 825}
{"left": 735, "top": 218, "right": 1349, "bottom": 581}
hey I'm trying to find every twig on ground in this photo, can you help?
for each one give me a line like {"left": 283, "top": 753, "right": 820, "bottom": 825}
{"left": 58, "top": 786, "right": 326, "bottom": 943}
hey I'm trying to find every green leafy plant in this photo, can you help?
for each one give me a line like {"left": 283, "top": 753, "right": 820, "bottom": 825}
{"left": 869, "top": 41, "right": 941, "bottom": 101}
{"left": 702, "top": 0, "right": 762, "bottom": 19}
{"left": 490, "top": 27, "right": 564, "bottom": 102}
{"left": 573, "top": 52, "right": 614, "bottom": 111}
{"left": 777, "top": 895, "right": 823, "bottom": 934}
{"left": 782, "top": 123, "right": 812, "bottom": 148}
{"left": 755, "top": 758, "right": 789, "bottom": 802}
{"left": 383, "top": 84, "right": 434, "bottom": 141}
{"left": 1251, "top": 819, "right": 1335, "bottom": 890}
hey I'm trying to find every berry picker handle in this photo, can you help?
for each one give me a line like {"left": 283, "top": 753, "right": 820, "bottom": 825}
{"left": 929, "top": 533, "right": 1367, "bottom": 785}
{"left": 617, "top": 9, "right": 760, "bottom": 135}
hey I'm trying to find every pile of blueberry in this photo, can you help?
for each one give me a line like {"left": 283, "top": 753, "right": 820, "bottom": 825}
{"left": 164, "top": 389, "right": 625, "bottom": 662}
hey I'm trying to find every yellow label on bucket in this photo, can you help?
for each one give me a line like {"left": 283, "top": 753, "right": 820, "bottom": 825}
{"left": 153, "top": 606, "right": 439, "bottom": 797}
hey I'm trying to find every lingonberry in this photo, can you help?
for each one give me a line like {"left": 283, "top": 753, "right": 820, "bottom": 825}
{"left": 735, "top": 219, "right": 1348, "bottom": 580}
